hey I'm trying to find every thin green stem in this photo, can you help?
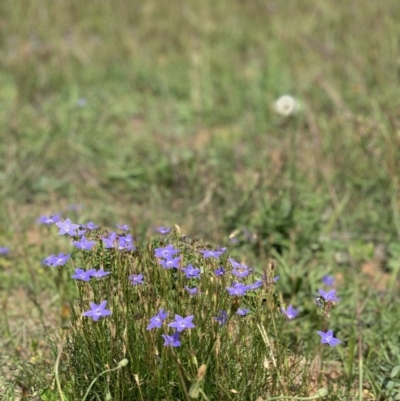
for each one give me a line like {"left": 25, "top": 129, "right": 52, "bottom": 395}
{"left": 54, "top": 330, "right": 66, "bottom": 401}
{"left": 82, "top": 359, "right": 129, "bottom": 401}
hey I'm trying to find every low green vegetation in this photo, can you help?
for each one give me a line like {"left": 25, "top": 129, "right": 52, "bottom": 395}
{"left": 1, "top": 0, "right": 400, "bottom": 400}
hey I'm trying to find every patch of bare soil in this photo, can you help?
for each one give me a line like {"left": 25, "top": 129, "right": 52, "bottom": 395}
{"left": 361, "top": 259, "right": 392, "bottom": 292}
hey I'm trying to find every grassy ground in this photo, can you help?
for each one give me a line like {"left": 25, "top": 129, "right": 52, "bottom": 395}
{"left": 1, "top": 0, "right": 400, "bottom": 399}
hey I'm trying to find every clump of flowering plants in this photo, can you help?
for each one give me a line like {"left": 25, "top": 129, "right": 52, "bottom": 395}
{"left": 41, "top": 217, "right": 337, "bottom": 400}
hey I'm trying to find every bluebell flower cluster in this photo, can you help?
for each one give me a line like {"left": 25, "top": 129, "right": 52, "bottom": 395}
{"left": 43, "top": 253, "right": 71, "bottom": 267}
{"left": 102, "top": 232, "right": 136, "bottom": 251}
{"left": 155, "top": 245, "right": 181, "bottom": 269}
{"left": 72, "top": 268, "right": 111, "bottom": 281}
{"left": 39, "top": 215, "right": 342, "bottom": 354}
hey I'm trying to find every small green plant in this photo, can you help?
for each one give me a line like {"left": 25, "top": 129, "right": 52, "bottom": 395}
{"left": 36, "top": 216, "right": 342, "bottom": 400}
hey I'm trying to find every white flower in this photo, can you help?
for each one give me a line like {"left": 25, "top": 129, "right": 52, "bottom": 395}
{"left": 274, "top": 95, "right": 299, "bottom": 116}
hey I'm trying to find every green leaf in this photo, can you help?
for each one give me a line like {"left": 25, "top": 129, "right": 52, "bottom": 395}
{"left": 391, "top": 366, "right": 400, "bottom": 378}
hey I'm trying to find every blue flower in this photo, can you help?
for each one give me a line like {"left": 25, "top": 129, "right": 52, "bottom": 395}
{"left": 129, "top": 274, "right": 144, "bottom": 285}
{"left": 72, "top": 268, "right": 96, "bottom": 281}
{"left": 317, "top": 330, "right": 341, "bottom": 347}
{"left": 76, "top": 228, "right": 87, "bottom": 237}
{"left": 228, "top": 257, "right": 244, "bottom": 269}
{"left": 215, "top": 310, "right": 228, "bottom": 325}
{"left": 83, "top": 301, "right": 112, "bottom": 321}
{"left": 159, "top": 256, "right": 181, "bottom": 269}
{"left": 102, "top": 232, "right": 117, "bottom": 249}
{"left": 154, "top": 245, "right": 179, "bottom": 259}
{"left": 232, "top": 268, "right": 251, "bottom": 279}
{"left": 117, "top": 224, "right": 129, "bottom": 231}
{"left": 117, "top": 235, "right": 135, "bottom": 251}
{"left": 168, "top": 315, "right": 195, "bottom": 332}
{"left": 147, "top": 308, "right": 168, "bottom": 330}
{"left": 185, "top": 286, "right": 199, "bottom": 296}
{"left": 281, "top": 305, "right": 299, "bottom": 320}
{"left": 73, "top": 236, "right": 97, "bottom": 251}
{"left": 322, "top": 275, "right": 335, "bottom": 286}
{"left": 91, "top": 269, "right": 111, "bottom": 279}
{"left": 214, "top": 266, "right": 225, "bottom": 277}
{"left": 236, "top": 308, "right": 250, "bottom": 316}
{"left": 162, "top": 332, "right": 181, "bottom": 347}
{"left": 0, "top": 247, "right": 10, "bottom": 255}
{"left": 226, "top": 282, "right": 247, "bottom": 296}
{"left": 38, "top": 214, "right": 61, "bottom": 225}
{"left": 56, "top": 218, "right": 79, "bottom": 236}
{"left": 157, "top": 226, "right": 171, "bottom": 234}
{"left": 181, "top": 264, "right": 201, "bottom": 279}
{"left": 318, "top": 289, "right": 339, "bottom": 302}
{"left": 86, "top": 222, "right": 99, "bottom": 230}
{"left": 246, "top": 280, "right": 263, "bottom": 290}
{"left": 43, "top": 253, "right": 71, "bottom": 267}
{"left": 200, "top": 249, "right": 225, "bottom": 258}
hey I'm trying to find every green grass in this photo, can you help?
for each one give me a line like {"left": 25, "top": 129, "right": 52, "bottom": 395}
{"left": 1, "top": 0, "right": 400, "bottom": 399}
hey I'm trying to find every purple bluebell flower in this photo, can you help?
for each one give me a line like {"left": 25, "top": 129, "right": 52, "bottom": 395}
{"left": 76, "top": 228, "right": 87, "bottom": 237}
{"left": 214, "top": 266, "right": 225, "bottom": 277}
{"left": 185, "top": 286, "right": 199, "bottom": 295}
{"left": 273, "top": 276, "right": 280, "bottom": 282}
{"left": 281, "top": 305, "right": 299, "bottom": 320}
{"left": 38, "top": 214, "right": 61, "bottom": 225}
{"left": 56, "top": 218, "right": 80, "bottom": 236}
{"left": 147, "top": 308, "right": 168, "bottom": 330}
{"left": 181, "top": 264, "right": 201, "bottom": 279}
{"left": 43, "top": 253, "right": 71, "bottom": 267}
{"left": 159, "top": 256, "right": 181, "bottom": 269}
{"left": 102, "top": 232, "right": 117, "bottom": 249}
{"left": 232, "top": 268, "right": 251, "bottom": 279}
{"left": 43, "top": 255, "right": 56, "bottom": 266}
{"left": 162, "top": 332, "right": 181, "bottom": 347}
{"left": 215, "top": 310, "right": 228, "bottom": 325}
{"left": 157, "top": 226, "right": 171, "bottom": 234}
{"left": 228, "top": 257, "right": 243, "bottom": 269}
{"left": 246, "top": 280, "right": 263, "bottom": 290}
{"left": 86, "top": 222, "right": 99, "bottom": 230}
{"left": 117, "top": 224, "right": 129, "bottom": 231}
{"left": 53, "top": 253, "right": 71, "bottom": 266}
{"left": 0, "top": 247, "right": 10, "bottom": 255}
{"left": 322, "top": 275, "right": 335, "bottom": 287}
{"left": 226, "top": 282, "right": 247, "bottom": 296}
{"left": 72, "top": 268, "right": 96, "bottom": 281}
{"left": 317, "top": 330, "right": 341, "bottom": 347}
{"left": 117, "top": 235, "right": 135, "bottom": 251}
{"left": 154, "top": 245, "right": 179, "bottom": 259}
{"left": 318, "top": 289, "right": 339, "bottom": 302}
{"left": 200, "top": 249, "right": 225, "bottom": 258}
{"left": 129, "top": 274, "right": 144, "bottom": 285}
{"left": 91, "top": 269, "right": 111, "bottom": 279}
{"left": 83, "top": 301, "right": 112, "bottom": 321}
{"left": 73, "top": 236, "right": 97, "bottom": 251}
{"left": 236, "top": 308, "right": 250, "bottom": 316}
{"left": 168, "top": 315, "right": 195, "bottom": 332}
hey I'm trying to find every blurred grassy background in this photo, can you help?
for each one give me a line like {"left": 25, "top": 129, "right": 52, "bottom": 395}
{"left": 1, "top": 0, "right": 400, "bottom": 398}
{"left": 2, "top": 0, "right": 400, "bottom": 241}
